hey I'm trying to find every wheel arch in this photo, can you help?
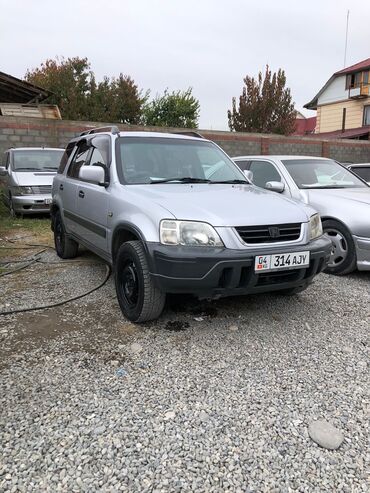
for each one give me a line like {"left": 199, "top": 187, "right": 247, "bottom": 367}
{"left": 111, "top": 223, "right": 147, "bottom": 263}
{"left": 321, "top": 215, "right": 354, "bottom": 235}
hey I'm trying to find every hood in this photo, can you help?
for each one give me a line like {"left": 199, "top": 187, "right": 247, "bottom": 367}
{"left": 131, "top": 184, "right": 311, "bottom": 226}
{"left": 12, "top": 171, "right": 56, "bottom": 187}
{"left": 302, "top": 187, "right": 370, "bottom": 207}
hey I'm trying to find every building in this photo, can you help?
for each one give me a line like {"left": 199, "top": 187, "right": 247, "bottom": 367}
{"left": 293, "top": 111, "right": 316, "bottom": 136}
{"left": 0, "top": 70, "right": 61, "bottom": 119}
{"left": 304, "top": 58, "right": 370, "bottom": 139}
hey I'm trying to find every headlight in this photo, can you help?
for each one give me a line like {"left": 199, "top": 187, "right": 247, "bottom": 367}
{"left": 12, "top": 186, "right": 33, "bottom": 195}
{"left": 310, "top": 213, "right": 323, "bottom": 240}
{"left": 160, "top": 220, "right": 224, "bottom": 247}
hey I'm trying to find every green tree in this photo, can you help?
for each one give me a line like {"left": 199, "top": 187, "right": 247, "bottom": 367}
{"left": 228, "top": 66, "right": 296, "bottom": 135}
{"left": 143, "top": 88, "right": 200, "bottom": 128}
{"left": 25, "top": 57, "right": 146, "bottom": 123}
{"left": 25, "top": 57, "right": 93, "bottom": 120}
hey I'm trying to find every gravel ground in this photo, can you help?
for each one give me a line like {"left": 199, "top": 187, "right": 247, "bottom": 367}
{"left": 0, "top": 247, "right": 369, "bottom": 492}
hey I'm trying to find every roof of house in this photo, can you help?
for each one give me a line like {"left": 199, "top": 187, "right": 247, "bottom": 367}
{"left": 293, "top": 116, "right": 316, "bottom": 135}
{"left": 334, "top": 58, "right": 370, "bottom": 75}
{"left": 304, "top": 57, "right": 370, "bottom": 110}
{"left": 0, "top": 71, "right": 51, "bottom": 103}
{"left": 313, "top": 125, "right": 370, "bottom": 140}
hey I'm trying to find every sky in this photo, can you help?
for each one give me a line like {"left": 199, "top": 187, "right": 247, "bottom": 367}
{"left": 1, "top": 0, "right": 369, "bottom": 130}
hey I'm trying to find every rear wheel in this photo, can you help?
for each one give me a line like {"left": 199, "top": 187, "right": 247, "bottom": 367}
{"left": 54, "top": 210, "right": 79, "bottom": 259}
{"left": 323, "top": 220, "right": 356, "bottom": 275}
{"left": 114, "top": 241, "right": 166, "bottom": 323}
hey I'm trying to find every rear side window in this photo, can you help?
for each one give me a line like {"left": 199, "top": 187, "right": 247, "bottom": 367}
{"left": 59, "top": 143, "right": 76, "bottom": 174}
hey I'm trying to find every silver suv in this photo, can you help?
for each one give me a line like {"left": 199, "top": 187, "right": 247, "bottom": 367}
{"left": 51, "top": 126, "right": 332, "bottom": 322}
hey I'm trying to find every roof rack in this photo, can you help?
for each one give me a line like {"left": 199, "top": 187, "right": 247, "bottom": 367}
{"left": 80, "top": 125, "right": 120, "bottom": 137}
{"left": 171, "top": 131, "right": 204, "bottom": 139}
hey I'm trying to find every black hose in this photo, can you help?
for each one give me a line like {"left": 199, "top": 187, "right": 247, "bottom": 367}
{"left": 0, "top": 264, "right": 111, "bottom": 316}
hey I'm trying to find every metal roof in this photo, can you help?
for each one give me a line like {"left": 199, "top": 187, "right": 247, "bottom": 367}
{"left": 0, "top": 71, "right": 51, "bottom": 103}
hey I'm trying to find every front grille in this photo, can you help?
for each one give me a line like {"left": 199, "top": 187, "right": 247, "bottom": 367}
{"left": 235, "top": 223, "right": 302, "bottom": 244}
{"left": 31, "top": 185, "right": 52, "bottom": 194}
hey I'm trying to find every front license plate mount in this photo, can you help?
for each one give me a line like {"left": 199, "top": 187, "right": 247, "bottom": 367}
{"left": 255, "top": 251, "right": 310, "bottom": 272}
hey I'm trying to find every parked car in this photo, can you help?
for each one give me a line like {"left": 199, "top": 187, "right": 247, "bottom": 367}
{"left": 346, "top": 163, "right": 370, "bottom": 185}
{"left": 0, "top": 147, "right": 64, "bottom": 216}
{"left": 233, "top": 155, "right": 370, "bottom": 275}
{"left": 51, "top": 127, "right": 331, "bottom": 322}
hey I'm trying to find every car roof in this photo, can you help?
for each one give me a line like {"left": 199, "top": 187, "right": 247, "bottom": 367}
{"left": 233, "top": 155, "right": 332, "bottom": 161}
{"left": 7, "top": 147, "right": 64, "bottom": 152}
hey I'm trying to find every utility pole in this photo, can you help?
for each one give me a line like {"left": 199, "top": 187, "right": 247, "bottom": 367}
{"left": 344, "top": 10, "right": 350, "bottom": 68}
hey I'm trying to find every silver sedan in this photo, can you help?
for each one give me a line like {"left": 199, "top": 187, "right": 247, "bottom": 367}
{"left": 233, "top": 155, "right": 370, "bottom": 275}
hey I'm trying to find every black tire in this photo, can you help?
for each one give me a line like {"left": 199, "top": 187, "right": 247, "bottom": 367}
{"left": 9, "top": 196, "right": 17, "bottom": 217}
{"left": 54, "top": 210, "right": 79, "bottom": 259}
{"left": 278, "top": 285, "right": 308, "bottom": 296}
{"left": 323, "top": 220, "right": 356, "bottom": 275}
{"left": 114, "top": 241, "right": 166, "bottom": 323}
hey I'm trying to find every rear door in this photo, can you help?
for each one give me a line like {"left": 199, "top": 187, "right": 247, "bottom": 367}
{"left": 73, "top": 136, "right": 110, "bottom": 252}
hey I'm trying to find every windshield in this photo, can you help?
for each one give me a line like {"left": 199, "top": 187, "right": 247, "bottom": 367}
{"left": 13, "top": 150, "right": 64, "bottom": 171}
{"left": 116, "top": 137, "right": 247, "bottom": 184}
{"left": 282, "top": 159, "right": 368, "bottom": 189}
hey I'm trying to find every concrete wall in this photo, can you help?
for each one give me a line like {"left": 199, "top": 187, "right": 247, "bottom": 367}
{"left": 1, "top": 116, "right": 370, "bottom": 163}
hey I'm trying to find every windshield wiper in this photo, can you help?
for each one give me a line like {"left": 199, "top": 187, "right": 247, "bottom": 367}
{"left": 210, "top": 179, "right": 249, "bottom": 184}
{"left": 150, "top": 177, "right": 211, "bottom": 184}
{"left": 42, "top": 166, "right": 58, "bottom": 170}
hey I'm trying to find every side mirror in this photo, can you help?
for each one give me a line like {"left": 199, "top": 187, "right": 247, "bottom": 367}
{"left": 0, "top": 166, "right": 7, "bottom": 176}
{"left": 265, "top": 181, "right": 285, "bottom": 193}
{"left": 79, "top": 166, "right": 106, "bottom": 186}
{"left": 243, "top": 170, "right": 253, "bottom": 182}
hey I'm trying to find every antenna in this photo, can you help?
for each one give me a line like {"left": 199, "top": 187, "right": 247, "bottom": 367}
{"left": 344, "top": 10, "right": 350, "bottom": 68}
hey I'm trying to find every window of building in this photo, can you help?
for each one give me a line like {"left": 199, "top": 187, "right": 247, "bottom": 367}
{"left": 363, "top": 106, "right": 370, "bottom": 126}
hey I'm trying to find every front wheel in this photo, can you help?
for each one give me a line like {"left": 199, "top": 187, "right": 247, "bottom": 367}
{"left": 323, "top": 220, "right": 356, "bottom": 275}
{"left": 114, "top": 241, "right": 166, "bottom": 323}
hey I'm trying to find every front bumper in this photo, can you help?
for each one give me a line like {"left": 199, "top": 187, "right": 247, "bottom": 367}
{"left": 354, "top": 235, "right": 370, "bottom": 271}
{"left": 12, "top": 194, "right": 52, "bottom": 214}
{"left": 147, "top": 235, "right": 332, "bottom": 299}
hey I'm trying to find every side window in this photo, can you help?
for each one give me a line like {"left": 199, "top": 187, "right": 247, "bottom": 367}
{"left": 249, "top": 160, "right": 281, "bottom": 188}
{"left": 90, "top": 148, "right": 108, "bottom": 168}
{"left": 234, "top": 160, "right": 249, "bottom": 171}
{"left": 58, "top": 143, "right": 76, "bottom": 174}
{"left": 67, "top": 142, "right": 90, "bottom": 179}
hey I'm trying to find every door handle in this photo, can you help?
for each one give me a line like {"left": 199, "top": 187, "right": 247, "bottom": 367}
{"left": 59, "top": 184, "right": 64, "bottom": 190}
{"left": 78, "top": 190, "right": 85, "bottom": 198}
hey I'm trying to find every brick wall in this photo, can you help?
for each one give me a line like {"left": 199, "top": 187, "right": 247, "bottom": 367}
{"left": 1, "top": 116, "right": 370, "bottom": 163}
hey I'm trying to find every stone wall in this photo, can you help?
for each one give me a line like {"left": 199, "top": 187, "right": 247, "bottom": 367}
{"left": 1, "top": 116, "right": 370, "bottom": 163}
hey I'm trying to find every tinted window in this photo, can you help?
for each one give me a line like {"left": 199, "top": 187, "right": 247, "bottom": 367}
{"left": 352, "top": 166, "right": 370, "bottom": 182}
{"left": 58, "top": 143, "right": 76, "bottom": 174}
{"left": 234, "top": 160, "right": 249, "bottom": 171}
{"left": 249, "top": 160, "right": 281, "bottom": 188}
{"left": 67, "top": 143, "right": 90, "bottom": 179}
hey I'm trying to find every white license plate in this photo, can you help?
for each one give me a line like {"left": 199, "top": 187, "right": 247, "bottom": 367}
{"left": 255, "top": 251, "right": 310, "bottom": 272}
{"left": 44, "top": 198, "right": 52, "bottom": 205}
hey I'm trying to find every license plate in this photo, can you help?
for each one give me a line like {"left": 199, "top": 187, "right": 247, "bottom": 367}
{"left": 44, "top": 198, "right": 52, "bottom": 205}
{"left": 255, "top": 251, "right": 310, "bottom": 272}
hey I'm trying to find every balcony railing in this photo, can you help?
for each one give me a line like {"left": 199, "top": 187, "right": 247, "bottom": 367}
{"left": 349, "top": 84, "right": 369, "bottom": 99}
